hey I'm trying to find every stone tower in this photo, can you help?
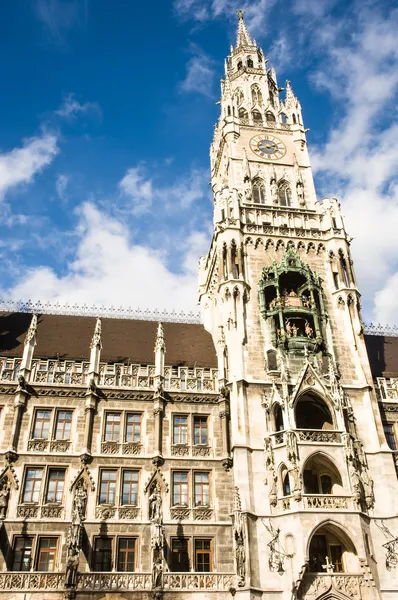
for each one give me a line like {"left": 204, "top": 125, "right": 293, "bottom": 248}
{"left": 199, "top": 10, "right": 397, "bottom": 599}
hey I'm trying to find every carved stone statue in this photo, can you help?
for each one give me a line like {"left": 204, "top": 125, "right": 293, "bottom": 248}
{"left": 236, "top": 536, "right": 246, "bottom": 586}
{"left": 149, "top": 484, "right": 162, "bottom": 522}
{"left": 285, "top": 431, "right": 298, "bottom": 464}
{"left": 151, "top": 522, "right": 164, "bottom": 551}
{"left": 270, "top": 179, "right": 278, "bottom": 203}
{"left": 0, "top": 480, "right": 10, "bottom": 519}
{"left": 348, "top": 462, "right": 362, "bottom": 503}
{"left": 297, "top": 181, "right": 305, "bottom": 206}
{"left": 73, "top": 480, "right": 88, "bottom": 521}
{"left": 269, "top": 472, "right": 278, "bottom": 507}
{"left": 65, "top": 548, "right": 79, "bottom": 588}
{"left": 152, "top": 554, "right": 163, "bottom": 589}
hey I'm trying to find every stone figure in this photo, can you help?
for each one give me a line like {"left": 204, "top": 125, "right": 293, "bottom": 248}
{"left": 269, "top": 472, "right": 278, "bottom": 507}
{"left": 65, "top": 548, "right": 79, "bottom": 588}
{"left": 149, "top": 484, "right": 162, "bottom": 522}
{"left": 297, "top": 181, "right": 305, "bottom": 206}
{"left": 285, "top": 431, "right": 298, "bottom": 464}
{"left": 236, "top": 536, "right": 246, "bottom": 586}
{"left": 151, "top": 522, "right": 164, "bottom": 551}
{"left": 73, "top": 480, "right": 88, "bottom": 521}
{"left": 305, "top": 321, "right": 314, "bottom": 338}
{"left": 348, "top": 462, "right": 362, "bottom": 503}
{"left": 152, "top": 554, "right": 163, "bottom": 589}
{"left": 0, "top": 481, "right": 10, "bottom": 519}
{"left": 270, "top": 179, "right": 278, "bottom": 203}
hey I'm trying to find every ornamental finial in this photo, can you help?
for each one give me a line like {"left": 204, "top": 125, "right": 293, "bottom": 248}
{"left": 90, "top": 318, "right": 102, "bottom": 350}
{"left": 24, "top": 314, "right": 37, "bottom": 346}
{"left": 236, "top": 9, "right": 244, "bottom": 19}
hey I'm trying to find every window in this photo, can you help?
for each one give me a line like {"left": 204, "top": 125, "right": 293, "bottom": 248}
{"left": 23, "top": 468, "right": 43, "bottom": 503}
{"left": 37, "top": 538, "right": 58, "bottom": 571}
{"left": 280, "top": 113, "right": 287, "bottom": 123}
{"left": 194, "top": 472, "right": 210, "bottom": 506}
{"left": 252, "top": 110, "right": 262, "bottom": 124}
{"left": 94, "top": 538, "right": 112, "bottom": 571}
{"left": 384, "top": 424, "right": 397, "bottom": 450}
{"left": 194, "top": 416, "right": 208, "bottom": 445}
{"left": 274, "top": 404, "right": 284, "bottom": 432}
{"left": 33, "top": 410, "right": 51, "bottom": 439}
{"left": 122, "top": 471, "right": 138, "bottom": 505}
{"left": 12, "top": 537, "right": 33, "bottom": 571}
{"left": 54, "top": 410, "right": 72, "bottom": 440}
{"left": 252, "top": 179, "right": 266, "bottom": 204}
{"left": 282, "top": 472, "right": 291, "bottom": 496}
{"left": 292, "top": 113, "right": 297, "bottom": 124}
{"left": 118, "top": 538, "right": 136, "bottom": 572}
{"left": 125, "top": 413, "right": 141, "bottom": 442}
{"left": 237, "top": 60, "right": 243, "bottom": 70}
{"left": 171, "top": 538, "right": 190, "bottom": 572}
{"left": 195, "top": 539, "right": 212, "bottom": 572}
{"left": 278, "top": 181, "right": 292, "bottom": 207}
{"left": 173, "top": 416, "right": 188, "bottom": 444}
{"left": 251, "top": 84, "right": 263, "bottom": 106}
{"left": 320, "top": 474, "right": 333, "bottom": 495}
{"left": 266, "top": 111, "right": 276, "bottom": 123}
{"left": 330, "top": 545, "right": 344, "bottom": 572}
{"left": 247, "top": 57, "right": 253, "bottom": 68}
{"left": 238, "top": 107, "right": 248, "bottom": 121}
{"left": 269, "top": 92, "right": 275, "bottom": 107}
{"left": 333, "top": 272, "right": 339, "bottom": 289}
{"left": 267, "top": 350, "right": 278, "bottom": 372}
{"left": 104, "top": 413, "right": 121, "bottom": 441}
{"left": 99, "top": 470, "right": 117, "bottom": 504}
{"left": 46, "top": 469, "right": 65, "bottom": 503}
{"left": 173, "top": 472, "right": 188, "bottom": 506}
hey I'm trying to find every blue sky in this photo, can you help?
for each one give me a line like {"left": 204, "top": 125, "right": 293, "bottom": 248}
{"left": 0, "top": 0, "right": 397, "bottom": 324}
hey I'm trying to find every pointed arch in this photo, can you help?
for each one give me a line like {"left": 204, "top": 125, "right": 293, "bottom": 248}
{"left": 292, "top": 113, "right": 297, "bottom": 124}
{"left": 307, "top": 241, "right": 316, "bottom": 254}
{"left": 234, "top": 88, "right": 244, "bottom": 107}
{"left": 276, "top": 239, "right": 285, "bottom": 251}
{"left": 0, "top": 464, "right": 19, "bottom": 490}
{"left": 266, "top": 111, "right": 276, "bottom": 123}
{"left": 247, "top": 56, "right": 254, "bottom": 68}
{"left": 255, "top": 238, "right": 264, "bottom": 249}
{"left": 280, "top": 113, "right": 287, "bottom": 124}
{"left": 265, "top": 239, "right": 274, "bottom": 250}
{"left": 252, "top": 110, "right": 263, "bottom": 125}
{"left": 306, "top": 519, "right": 360, "bottom": 574}
{"left": 252, "top": 177, "right": 266, "bottom": 204}
{"left": 70, "top": 465, "right": 95, "bottom": 492}
{"left": 144, "top": 468, "right": 169, "bottom": 494}
{"left": 317, "top": 243, "right": 326, "bottom": 255}
{"left": 302, "top": 451, "right": 343, "bottom": 495}
{"left": 297, "top": 241, "right": 306, "bottom": 253}
{"left": 251, "top": 84, "right": 263, "bottom": 106}
{"left": 279, "top": 463, "right": 292, "bottom": 497}
{"left": 278, "top": 180, "right": 292, "bottom": 207}
{"left": 238, "top": 107, "right": 249, "bottom": 122}
{"left": 294, "top": 391, "right": 335, "bottom": 430}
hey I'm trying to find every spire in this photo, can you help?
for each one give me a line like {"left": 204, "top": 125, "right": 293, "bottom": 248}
{"left": 90, "top": 318, "right": 102, "bottom": 350}
{"left": 24, "top": 314, "right": 37, "bottom": 347}
{"left": 236, "top": 10, "right": 252, "bottom": 48}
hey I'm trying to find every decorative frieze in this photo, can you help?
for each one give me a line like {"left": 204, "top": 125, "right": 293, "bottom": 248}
{"left": 171, "top": 444, "right": 190, "bottom": 457}
{"left": 95, "top": 505, "right": 116, "bottom": 520}
{"left": 41, "top": 504, "right": 63, "bottom": 518}
{"left": 77, "top": 572, "right": 152, "bottom": 591}
{"left": 192, "top": 445, "right": 211, "bottom": 457}
{"left": 0, "top": 572, "right": 64, "bottom": 591}
{"left": 170, "top": 507, "right": 191, "bottom": 520}
{"left": 122, "top": 442, "right": 142, "bottom": 455}
{"left": 193, "top": 506, "right": 213, "bottom": 520}
{"left": 49, "top": 440, "right": 71, "bottom": 452}
{"left": 299, "top": 573, "right": 365, "bottom": 599}
{"left": 27, "top": 439, "right": 48, "bottom": 452}
{"left": 119, "top": 506, "right": 139, "bottom": 519}
{"left": 162, "top": 573, "right": 235, "bottom": 591}
{"left": 101, "top": 441, "right": 120, "bottom": 455}
{"left": 304, "top": 495, "right": 349, "bottom": 509}
{"left": 297, "top": 430, "right": 341, "bottom": 443}
{"left": 17, "top": 504, "right": 39, "bottom": 518}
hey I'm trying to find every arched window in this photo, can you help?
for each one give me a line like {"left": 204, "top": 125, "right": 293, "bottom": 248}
{"left": 238, "top": 108, "right": 249, "bottom": 122}
{"left": 237, "top": 60, "right": 243, "bottom": 70}
{"left": 252, "top": 178, "right": 266, "bottom": 204}
{"left": 266, "top": 349, "right": 278, "bottom": 371}
{"left": 295, "top": 393, "right": 334, "bottom": 430}
{"left": 278, "top": 181, "right": 292, "bottom": 207}
{"left": 269, "top": 92, "right": 275, "bottom": 107}
{"left": 247, "top": 56, "right": 254, "bottom": 68}
{"left": 303, "top": 454, "right": 343, "bottom": 496}
{"left": 320, "top": 474, "right": 333, "bottom": 494}
{"left": 292, "top": 114, "right": 297, "bottom": 124}
{"left": 266, "top": 111, "right": 276, "bottom": 123}
{"left": 274, "top": 404, "right": 284, "bottom": 432}
{"left": 251, "top": 84, "right": 263, "bottom": 106}
{"left": 281, "top": 465, "right": 291, "bottom": 496}
{"left": 252, "top": 110, "right": 263, "bottom": 124}
{"left": 280, "top": 113, "right": 287, "bottom": 123}
{"left": 308, "top": 524, "right": 360, "bottom": 574}
{"left": 227, "top": 106, "right": 231, "bottom": 116}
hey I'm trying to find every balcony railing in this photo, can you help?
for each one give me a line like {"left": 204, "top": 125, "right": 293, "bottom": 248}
{"left": 269, "top": 430, "right": 341, "bottom": 445}
{"left": 0, "top": 572, "right": 64, "bottom": 591}
{"left": 300, "top": 573, "right": 365, "bottom": 600}
{"left": 303, "top": 495, "right": 351, "bottom": 510}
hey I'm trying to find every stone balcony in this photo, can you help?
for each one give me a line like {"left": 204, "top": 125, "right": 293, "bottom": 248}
{"left": 299, "top": 573, "right": 367, "bottom": 600}
{"left": 0, "top": 572, "right": 235, "bottom": 593}
{"left": 277, "top": 494, "right": 352, "bottom": 512}
{"left": 270, "top": 430, "right": 342, "bottom": 446}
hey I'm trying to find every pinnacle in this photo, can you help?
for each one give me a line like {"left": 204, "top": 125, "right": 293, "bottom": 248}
{"left": 235, "top": 9, "right": 253, "bottom": 48}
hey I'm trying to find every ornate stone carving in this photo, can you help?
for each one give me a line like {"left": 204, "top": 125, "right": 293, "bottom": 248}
{"left": 27, "top": 439, "right": 48, "bottom": 451}
{"left": 375, "top": 520, "right": 398, "bottom": 570}
{"left": 193, "top": 507, "right": 213, "bottom": 520}
{"left": 119, "top": 506, "right": 139, "bottom": 519}
{"left": 0, "top": 479, "right": 10, "bottom": 519}
{"left": 95, "top": 505, "right": 116, "bottom": 520}
{"left": 298, "top": 430, "right": 340, "bottom": 443}
{"left": 192, "top": 445, "right": 211, "bottom": 457}
{"left": 170, "top": 507, "right": 191, "bottom": 520}
{"left": 101, "top": 441, "right": 120, "bottom": 454}
{"left": 122, "top": 442, "right": 142, "bottom": 455}
{"left": 72, "top": 479, "right": 88, "bottom": 521}
{"left": 171, "top": 444, "right": 190, "bottom": 457}
{"left": 49, "top": 440, "right": 71, "bottom": 452}
{"left": 304, "top": 495, "right": 348, "bottom": 509}
{"left": 233, "top": 488, "right": 246, "bottom": 587}
{"left": 17, "top": 504, "right": 39, "bottom": 518}
{"left": 41, "top": 504, "right": 63, "bottom": 518}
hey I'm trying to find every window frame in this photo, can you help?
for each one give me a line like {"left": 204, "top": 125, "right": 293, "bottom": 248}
{"left": 193, "top": 415, "right": 208, "bottom": 446}
{"left": 45, "top": 468, "right": 66, "bottom": 504}
{"left": 117, "top": 537, "right": 137, "bottom": 572}
{"left": 121, "top": 469, "right": 139, "bottom": 506}
{"left": 193, "top": 471, "right": 210, "bottom": 507}
{"left": 383, "top": 422, "right": 397, "bottom": 450}
{"left": 194, "top": 538, "right": 213, "bottom": 573}
{"left": 103, "top": 412, "right": 122, "bottom": 442}
{"left": 22, "top": 467, "right": 44, "bottom": 504}
{"left": 53, "top": 409, "right": 73, "bottom": 441}
{"left": 99, "top": 469, "right": 118, "bottom": 505}
{"left": 36, "top": 537, "right": 58, "bottom": 572}
{"left": 170, "top": 537, "right": 190, "bottom": 572}
{"left": 172, "top": 471, "right": 189, "bottom": 507}
{"left": 31, "top": 409, "right": 52, "bottom": 440}
{"left": 93, "top": 537, "right": 113, "bottom": 572}
{"left": 11, "top": 536, "right": 34, "bottom": 572}
{"left": 173, "top": 414, "right": 189, "bottom": 445}
{"left": 125, "top": 412, "right": 142, "bottom": 443}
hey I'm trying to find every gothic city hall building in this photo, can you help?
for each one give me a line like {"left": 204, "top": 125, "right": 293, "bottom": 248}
{"left": 1, "top": 11, "right": 398, "bottom": 600}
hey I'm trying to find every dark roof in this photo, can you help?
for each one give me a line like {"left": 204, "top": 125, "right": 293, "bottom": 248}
{"left": 0, "top": 312, "right": 217, "bottom": 368}
{"left": 364, "top": 335, "right": 398, "bottom": 378}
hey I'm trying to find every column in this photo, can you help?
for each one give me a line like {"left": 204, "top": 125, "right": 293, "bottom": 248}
{"left": 153, "top": 323, "right": 166, "bottom": 466}
{"left": 81, "top": 319, "right": 102, "bottom": 462}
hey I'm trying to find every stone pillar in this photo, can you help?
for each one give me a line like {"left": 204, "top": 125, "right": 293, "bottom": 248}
{"left": 81, "top": 319, "right": 102, "bottom": 461}
{"left": 219, "top": 387, "right": 232, "bottom": 470}
{"left": 7, "top": 314, "right": 37, "bottom": 461}
{"left": 153, "top": 324, "right": 166, "bottom": 467}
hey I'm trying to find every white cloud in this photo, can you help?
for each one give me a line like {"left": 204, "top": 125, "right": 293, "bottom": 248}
{"left": 35, "top": 0, "right": 88, "bottom": 39}
{"left": 0, "top": 133, "right": 59, "bottom": 201}
{"left": 309, "top": 7, "right": 398, "bottom": 323}
{"left": 5, "top": 202, "right": 207, "bottom": 312}
{"left": 56, "top": 174, "right": 68, "bottom": 201}
{"left": 181, "top": 50, "right": 215, "bottom": 98}
{"left": 55, "top": 93, "right": 100, "bottom": 120}
{"left": 119, "top": 164, "right": 209, "bottom": 214}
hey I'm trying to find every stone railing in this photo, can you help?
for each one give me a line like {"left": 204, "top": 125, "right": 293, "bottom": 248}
{"left": 0, "top": 572, "right": 64, "bottom": 591}
{"left": 77, "top": 572, "right": 152, "bottom": 591}
{"left": 23, "top": 359, "right": 219, "bottom": 393}
{"left": 297, "top": 430, "right": 342, "bottom": 443}
{"left": 277, "top": 496, "right": 292, "bottom": 511}
{"left": 303, "top": 495, "right": 350, "bottom": 510}
{"left": 300, "top": 573, "right": 365, "bottom": 599}
{"left": 162, "top": 572, "right": 235, "bottom": 590}
{"left": 376, "top": 377, "right": 398, "bottom": 401}
{"left": 269, "top": 431, "right": 285, "bottom": 445}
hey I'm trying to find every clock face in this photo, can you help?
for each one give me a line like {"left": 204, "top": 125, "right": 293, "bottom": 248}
{"left": 250, "top": 135, "right": 286, "bottom": 160}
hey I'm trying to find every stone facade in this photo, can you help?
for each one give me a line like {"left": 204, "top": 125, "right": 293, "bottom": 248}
{"left": 0, "top": 10, "right": 398, "bottom": 600}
